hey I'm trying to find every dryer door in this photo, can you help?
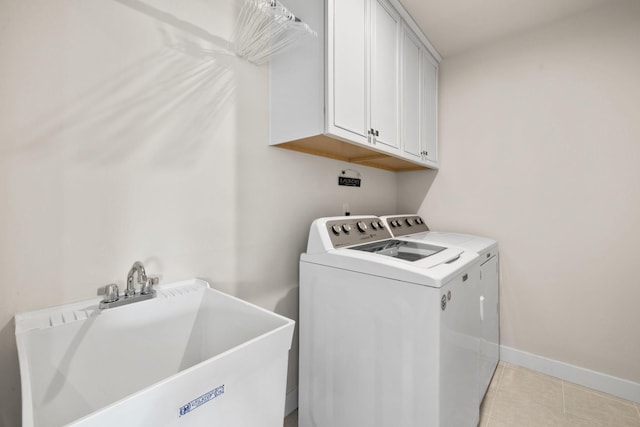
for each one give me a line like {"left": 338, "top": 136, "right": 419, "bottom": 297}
{"left": 440, "top": 265, "right": 481, "bottom": 427}
{"left": 479, "top": 255, "right": 500, "bottom": 400}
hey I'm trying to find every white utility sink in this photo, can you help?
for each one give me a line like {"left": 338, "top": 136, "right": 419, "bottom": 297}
{"left": 15, "top": 279, "right": 295, "bottom": 427}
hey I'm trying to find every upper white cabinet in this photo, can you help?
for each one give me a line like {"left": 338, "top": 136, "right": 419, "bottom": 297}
{"left": 328, "top": 0, "right": 400, "bottom": 155}
{"left": 368, "top": 0, "right": 400, "bottom": 153}
{"left": 330, "top": 0, "right": 368, "bottom": 143}
{"left": 401, "top": 24, "right": 439, "bottom": 167}
{"left": 422, "top": 49, "right": 439, "bottom": 166}
{"left": 270, "top": 0, "right": 441, "bottom": 171}
{"left": 401, "top": 24, "right": 422, "bottom": 163}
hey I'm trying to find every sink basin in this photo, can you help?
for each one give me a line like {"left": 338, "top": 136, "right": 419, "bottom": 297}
{"left": 15, "top": 279, "right": 295, "bottom": 427}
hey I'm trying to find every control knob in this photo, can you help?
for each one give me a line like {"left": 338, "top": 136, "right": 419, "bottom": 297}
{"left": 406, "top": 218, "right": 414, "bottom": 226}
{"left": 331, "top": 225, "right": 341, "bottom": 235}
{"left": 356, "top": 221, "right": 367, "bottom": 232}
{"left": 342, "top": 224, "right": 352, "bottom": 233}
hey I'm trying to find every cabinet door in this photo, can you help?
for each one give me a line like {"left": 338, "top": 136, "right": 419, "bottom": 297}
{"left": 401, "top": 25, "right": 423, "bottom": 162}
{"left": 329, "top": 0, "right": 369, "bottom": 143}
{"left": 370, "top": 0, "right": 400, "bottom": 152}
{"left": 421, "top": 50, "right": 438, "bottom": 164}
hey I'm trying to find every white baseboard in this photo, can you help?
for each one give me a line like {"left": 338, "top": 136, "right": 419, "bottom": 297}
{"left": 285, "top": 388, "right": 298, "bottom": 417}
{"left": 500, "top": 345, "right": 640, "bottom": 403}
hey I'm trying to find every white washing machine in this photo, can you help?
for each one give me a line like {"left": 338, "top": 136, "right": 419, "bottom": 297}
{"left": 299, "top": 216, "right": 483, "bottom": 427}
{"left": 380, "top": 214, "right": 500, "bottom": 402}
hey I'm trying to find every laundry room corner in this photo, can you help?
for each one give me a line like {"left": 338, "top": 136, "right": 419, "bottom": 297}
{"left": 396, "top": 168, "right": 438, "bottom": 214}
{"left": 418, "top": 0, "right": 640, "bottom": 394}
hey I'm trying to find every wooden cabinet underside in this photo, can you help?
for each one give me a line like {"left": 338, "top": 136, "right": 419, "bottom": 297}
{"left": 274, "top": 134, "right": 429, "bottom": 172}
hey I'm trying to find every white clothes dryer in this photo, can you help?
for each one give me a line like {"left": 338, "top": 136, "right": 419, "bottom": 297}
{"left": 299, "top": 216, "right": 483, "bottom": 427}
{"left": 380, "top": 214, "right": 500, "bottom": 402}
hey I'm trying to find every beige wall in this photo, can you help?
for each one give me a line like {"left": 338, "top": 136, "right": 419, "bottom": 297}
{"left": 4, "top": 0, "right": 640, "bottom": 424}
{"left": 400, "top": 0, "right": 640, "bottom": 385}
{"left": 0, "top": 1, "right": 398, "bottom": 425}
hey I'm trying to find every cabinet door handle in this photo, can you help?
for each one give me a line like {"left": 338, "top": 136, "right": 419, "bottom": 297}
{"left": 375, "top": 130, "right": 379, "bottom": 137}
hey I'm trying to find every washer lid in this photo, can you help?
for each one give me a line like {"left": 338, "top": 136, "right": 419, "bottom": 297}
{"left": 301, "top": 246, "right": 475, "bottom": 287}
{"left": 405, "top": 231, "right": 498, "bottom": 256}
{"left": 349, "top": 239, "right": 446, "bottom": 262}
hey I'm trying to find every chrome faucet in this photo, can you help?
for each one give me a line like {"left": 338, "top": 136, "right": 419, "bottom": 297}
{"left": 126, "top": 261, "right": 148, "bottom": 297}
{"left": 97, "top": 261, "right": 159, "bottom": 309}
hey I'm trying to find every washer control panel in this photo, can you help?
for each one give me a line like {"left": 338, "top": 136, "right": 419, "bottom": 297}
{"left": 384, "top": 215, "right": 429, "bottom": 237}
{"left": 326, "top": 217, "right": 393, "bottom": 248}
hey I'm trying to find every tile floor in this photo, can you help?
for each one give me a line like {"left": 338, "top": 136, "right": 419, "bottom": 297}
{"left": 283, "top": 362, "right": 640, "bottom": 426}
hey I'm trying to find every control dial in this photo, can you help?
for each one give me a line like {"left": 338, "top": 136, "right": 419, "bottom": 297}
{"left": 405, "top": 218, "right": 414, "bottom": 226}
{"left": 331, "top": 225, "right": 341, "bottom": 235}
{"left": 342, "top": 224, "right": 352, "bottom": 233}
{"left": 356, "top": 221, "right": 367, "bottom": 232}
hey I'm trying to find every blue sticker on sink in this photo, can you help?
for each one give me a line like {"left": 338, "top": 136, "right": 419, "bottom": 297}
{"left": 179, "top": 384, "right": 225, "bottom": 417}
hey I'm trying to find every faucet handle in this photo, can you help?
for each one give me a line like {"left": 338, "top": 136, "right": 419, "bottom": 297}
{"left": 98, "top": 283, "right": 119, "bottom": 303}
{"left": 140, "top": 276, "right": 159, "bottom": 295}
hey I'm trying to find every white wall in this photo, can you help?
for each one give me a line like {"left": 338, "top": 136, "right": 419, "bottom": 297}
{"left": 400, "top": 0, "right": 640, "bottom": 385}
{"left": 0, "top": 1, "right": 397, "bottom": 425}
